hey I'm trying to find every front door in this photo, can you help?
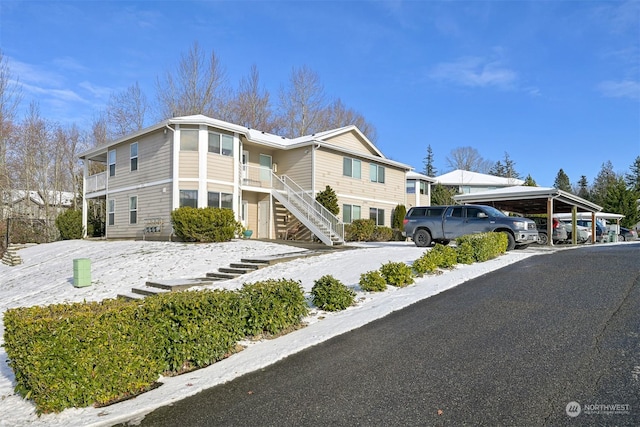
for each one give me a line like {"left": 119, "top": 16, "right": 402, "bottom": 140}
{"left": 258, "top": 200, "right": 270, "bottom": 239}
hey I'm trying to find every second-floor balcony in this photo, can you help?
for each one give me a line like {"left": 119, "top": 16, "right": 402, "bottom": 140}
{"left": 240, "top": 164, "right": 273, "bottom": 188}
{"left": 86, "top": 172, "right": 107, "bottom": 194}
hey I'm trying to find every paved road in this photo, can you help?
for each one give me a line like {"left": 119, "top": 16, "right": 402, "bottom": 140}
{"left": 131, "top": 243, "right": 640, "bottom": 426}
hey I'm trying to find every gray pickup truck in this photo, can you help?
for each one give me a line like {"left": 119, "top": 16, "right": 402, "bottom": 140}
{"left": 402, "top": 204, "right": 538, "bottom": 250}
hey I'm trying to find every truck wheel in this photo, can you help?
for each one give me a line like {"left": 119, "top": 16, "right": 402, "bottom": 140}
{"left": 414, "top": 229, "right": 432, "bottom": 247}
{"left": 503, "top": 232, "right": 516, "bottom": 251}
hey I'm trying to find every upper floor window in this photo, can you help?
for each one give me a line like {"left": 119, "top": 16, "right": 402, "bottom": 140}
{"left": 108, "top": 150, "right": 116, "bottom": 177}
{"left": 208, "top": 191, "right": 233, "bottom": 209}
{"left": 179, "top": 190, "right": 198, "bottom": 208}
{"left": 406, "top": 180, "right": 416, "bottom": 194}
{"left": 419, "top": 181, "right": 427, "bottom": 195}
{"left": 130, "top": 142, "right": 138, "bottom": 172}
{"left": 129, "top": 196, "right": 138, "bottom": 225}
{"left": 370, "top": 164, "right": 385, "bottom": 183}
{"left": 370, "top": 208, "right": 385, "bottom": 226}
{"left": 180, "top": 129, "right": 198, "bottom": 151}
{"left": 343, "top": 157, "right": 361, "bottom": 179}
{"left": 208, "top": 131, "right": 234, "bottom": 156}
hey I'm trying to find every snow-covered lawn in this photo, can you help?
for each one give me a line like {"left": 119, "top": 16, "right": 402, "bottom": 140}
{"left": 0, "top": 239, "right": 541, "bottom": 426}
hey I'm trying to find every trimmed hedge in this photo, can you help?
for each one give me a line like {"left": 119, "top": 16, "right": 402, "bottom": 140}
{"left": 170, "top": 207, "right": 241, "bottom": 242}
{"left": 55, "top": 209, "right": 84, "bottom": 240}
{"left": 4, "top": 279, "right": 309, "bottom": 414}
{"left": 456, "top": 232, "right": 508, "bottom": 262}
{"left": 311, "top": 275, "right": 355, "bottom": 311}
{"left": 3, "top": 299, "right": 162, "bottom": 414}
{"left": 241, "top": 279, "right": 308, "bottom": 336}
{"left": 359, "top": 270, "right": 387, "bottom": 292}
{"left": 379, "top": 261, "right": 415, "bottom": 287}
{"left": 345, "top": 219, "right": 376, "bottom": 242}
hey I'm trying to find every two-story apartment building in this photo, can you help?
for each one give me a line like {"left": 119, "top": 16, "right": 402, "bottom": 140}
{"left": 79, "top": 115, "right": 413, "bottom": 245}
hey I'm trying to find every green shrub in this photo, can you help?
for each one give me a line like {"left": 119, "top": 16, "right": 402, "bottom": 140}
{"left": 315, "top": 185, "right": 340, "bottom": 215}
{"left": 413, "top": 249, "right": 442, "bottom": 276}
{"left": 4, "top": 299, "right": 163, "bottom": 414}
{"left": 171, "top": 207, "right": 241, "bottom": 242}
{"left": 345, "top": 219, "right": 376, "bottom": 241}
{"left": 140, "top": 289, "right": 246, "bottom": 373}
{"left": 379, "top": 261, "right": 415, "bottom": 287}
{"left": 359, "top": 270, "right": 387, "bottom": 292}
{"left": 431, "top": 243, "right": 458, "bottom": 269}
{"left": 392, "top": 204, "right": 407, "bottom": 231}
{"left": 371, "top": 226, "right": 393, "bottom": 242}
{"left": 241, "top": 279, "right": 309, "bottom": 336}
{"left": 455, "top": 232, "right": 508, "bottom": 262}
{"left": 456, "top": 241, "right": 475, "bottom": 264}
{"left": 311, "top": 275, "right": 356, "bottom": 311}
{"left": 55, "top": 209, "right": 84, "bottom": 240}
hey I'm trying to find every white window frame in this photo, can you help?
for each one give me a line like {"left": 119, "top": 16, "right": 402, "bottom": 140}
{"left": 179, "top": 190, "right": 198, "bottom": 208}
{"left": 343, "top": 204, "right": 361, "bottom": 223}
{"left": 129, "top": 196, "right": 138, "bottom": 225}
{"left": 208, "top": 130, "right": 234, "bottom": 157}
{"left": 207, "top": 191, "right": 234, "bottom": 209}
{"left": 370, "top": 163, "right": 385, "bottom": 183}
{"left": 107, "top": 199, "right": 115, "bottom": 226}
{"left": 370, "top": 207, "right": 385, "bottom": 226}
{"left": 108, "top": 149, "right": 116, "bottom": 177}
{"left": 343, "top": 157, "right": 362, "bottom": 179}
{"left": 180, "top": 129, "right": 199, "bottom": 151}
{"left": 130, "top": 142, "right": 138, "bottom": 172}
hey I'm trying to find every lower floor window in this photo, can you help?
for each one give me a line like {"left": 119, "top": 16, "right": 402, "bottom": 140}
{"left": 107, "top": 199, "right": 115, "bottom": 226}
{"left": 129, "top": 196, "right": 138, "bottom": 225}
{"left": 208, "top": 191, "right": 233, "bottom": 209}
{"left": 180, "top": 190, "right": 198, "bottom": 208}
{"left": 370, "top": 208, "right": 384, "bottom": 226}
{"left": 343, "top": 204, "right": 361, "bottom": 223}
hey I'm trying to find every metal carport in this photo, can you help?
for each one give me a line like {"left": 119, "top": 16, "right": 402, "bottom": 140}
{"left": 453, "top": 186, "right": 603, "bottom": 246}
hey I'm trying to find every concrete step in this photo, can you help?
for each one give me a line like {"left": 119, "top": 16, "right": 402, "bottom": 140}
{"left": 219, "top": 266, "right": 254, "bottom": 275}
{"left": 131, "top": 287, "right": 171, "bottom": 297}
{"left": 117, "top": 292, "right": 146, "bottom": 301}
{"left": 145, "top": 278, "right": 215, "bottom": 291}
{"left": 206, "top": 271, "right": 241, "bottom": 280}
{"left": 229, "top": 262, "right": 263, "bottom": 270}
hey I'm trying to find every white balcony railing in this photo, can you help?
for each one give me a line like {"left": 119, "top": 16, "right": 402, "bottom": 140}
{"left": 86, "top": 172, "right": 107, "bottom": 193}
{"left": 240, "top": 164, "right": 273, "bottom": 188}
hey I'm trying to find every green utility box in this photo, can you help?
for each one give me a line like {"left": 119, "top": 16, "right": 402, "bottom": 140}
{"left": 73, "top": 258, "right": 91, "bottom": 287}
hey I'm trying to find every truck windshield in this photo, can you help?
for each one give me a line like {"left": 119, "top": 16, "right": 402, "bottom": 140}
{"left": 481, "top": 206, "right": 507, "bottom": 218}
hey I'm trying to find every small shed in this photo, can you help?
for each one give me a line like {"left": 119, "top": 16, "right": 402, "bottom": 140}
{"left": 453, "top": 186, "right": 603, "bottom": 245}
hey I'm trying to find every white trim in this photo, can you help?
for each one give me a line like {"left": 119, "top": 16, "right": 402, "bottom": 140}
{"left": 198, "top": 125, "right": 207, "bottom": 208}
{"left": 172, "top": 127, "right": 180, "bottom": 210}
{"left": 105, "top": 178, "right": 173, "bottom": 196}
{"left": 336, "top": 192, "right": 399, "bottom": 206}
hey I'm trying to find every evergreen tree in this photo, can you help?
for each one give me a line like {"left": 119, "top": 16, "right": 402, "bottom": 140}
{"left": 315, "top": 185, "right": 339, "bottom": 215}
{"left": 431, "top": 183, "right": 457, "bottom": 205}
{"left": 603, "top": 176, "right": 639, "bottom": 228}
{"left": 592, "top": 161, "right": 617, "bottom": 206}
{"left": 553, "top": 169, "right": 572, "bottom": 192}
{"left": 625, "top": 155, "right": 640, "bottom": 192}
{"left": 392, "top": 204, "right": 406, "bottom": 230}
{"left": 577, "top": 175, "right": 590, "bottom": 200}
{"left": 422, "top": 145, "right": 437, "bottom": 176}
{"left": 489, "top": 160, "right": 505, "bottom": 177}
{"left": 523, "top": 174, "right": 537, "bottom": 186}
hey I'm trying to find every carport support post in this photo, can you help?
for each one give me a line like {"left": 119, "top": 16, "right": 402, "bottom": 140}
{"left": 571, "top": 206, "right": 578, "bottom": 245}
{"left": 591, "top": 212, "right": 597, "bottom": 243}
{"left": 547, "top": 197, "right": 553, "bottom": 246}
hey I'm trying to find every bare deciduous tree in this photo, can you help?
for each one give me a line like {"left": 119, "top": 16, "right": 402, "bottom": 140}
{"left": 321, "top": 98, "right": 378, "bottom": 143}
{"left": 156, "top": 42, "right": 229, "bottom": 120}
{"left": 277, "top": 65, "right": 326, "bottom": 137}
{"left": 106, "top": 82, "right": 148, "bottom": 139}
{"left": 231, "top": 64, "right": 276, "bottom": 132}
{"left": 0, "top": 49, "right": 23, "bottom": 209}
{"left": 446, "top": 146, "right": 493, "bottom": 173}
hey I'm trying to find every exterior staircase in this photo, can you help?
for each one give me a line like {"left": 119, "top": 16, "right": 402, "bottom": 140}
{"left": 271, "top": 174, "right": 344, "bottom": 246}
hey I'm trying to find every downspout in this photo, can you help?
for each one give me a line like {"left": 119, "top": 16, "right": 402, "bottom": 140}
{"left": 165, "top": 124, "right": 177, "bottom": 241}
{"left": 81, "top": 160, "right": 88, "bottom": 238}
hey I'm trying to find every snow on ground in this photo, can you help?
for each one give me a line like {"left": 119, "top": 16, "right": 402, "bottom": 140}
{"left": 0, "top": 238, "right": 545, "bottom": 426}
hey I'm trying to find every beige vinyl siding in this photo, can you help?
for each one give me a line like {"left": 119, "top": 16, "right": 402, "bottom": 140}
{"left": 107, "top": 130, "right": 172, "bottom": 190}
{"left": 106, "top": 184, "right": 172, "bottom": 240}
{"left": 314, "top": 149, "right": 405, "bottom": 204}
{"left": 179, "top": 152, "right": 199, "bottom": 179}
{"left": 338, "top": 196, "right": 396, "bottom": 226}
{"left": 323, "top": 132, "right": 378, "bottom": 156}
{"left": 276, "top": 147, "right": 312, "bottom": 189}
{"left": 206, "top": 153, "right": 234, "bottom": 182}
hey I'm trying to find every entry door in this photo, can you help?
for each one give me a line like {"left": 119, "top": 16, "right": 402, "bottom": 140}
{"left": 258, "top": 200, "right": 270, "bottom": 239}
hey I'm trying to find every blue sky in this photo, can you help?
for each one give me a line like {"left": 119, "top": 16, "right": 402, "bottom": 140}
{"left": 1, "top": 0, "right": 639, "bottom": 187}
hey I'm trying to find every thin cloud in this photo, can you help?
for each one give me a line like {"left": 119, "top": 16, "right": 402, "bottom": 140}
{"left": 429, "top": 56, "right": 518, "bottom": 89}
{"left": 51, "top": 56, "right": 87, "bottom": 72}
{"left": 597, "top": 80, "right": 640, "bottom": 100}
{"left": 78, "top": 81, "right": 112, "bottom": 99}
{"left": 21, "top": 81, "right": 87, "bottom": 103}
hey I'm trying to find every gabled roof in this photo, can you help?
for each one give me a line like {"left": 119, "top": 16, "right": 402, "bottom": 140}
{"left": 434, "top": 169, "right": 524, "bottom": 187}
{"left": 3, "top": 190, "right": 75, "bottom": 207}
{"left": 79, "top": 114, "right": 411, "bottom": 170}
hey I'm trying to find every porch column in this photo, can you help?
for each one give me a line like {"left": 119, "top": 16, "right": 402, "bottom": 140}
{"left": 82, "top": 161, "right": 88, "bottom": 238}
{"left": 546, "top": 197, "right": 553, "bottom": 246}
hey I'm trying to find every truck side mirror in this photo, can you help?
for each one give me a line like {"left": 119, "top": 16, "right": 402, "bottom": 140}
{"left": 477, "top": 212, "right": 488, "bottom": 219}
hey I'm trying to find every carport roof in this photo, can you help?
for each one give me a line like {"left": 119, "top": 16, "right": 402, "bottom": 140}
{"left": 453, "top": 186, "right": 602, "bottom": 214}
